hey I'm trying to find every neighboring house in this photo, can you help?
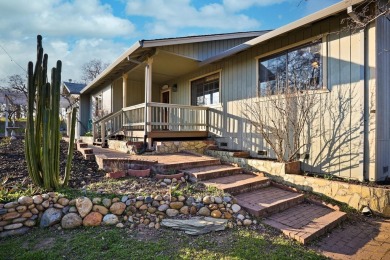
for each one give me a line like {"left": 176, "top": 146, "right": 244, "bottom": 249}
{"left": 79, "top": 0, "right": 389, "bottom": 182}
{"left": 62, "top": 81, "right": 86, "bottom": 138}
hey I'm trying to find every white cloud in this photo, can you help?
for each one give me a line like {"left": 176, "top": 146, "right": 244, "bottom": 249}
{"left": 0, "top": 0, "right": 133, "bottom": 83}
{"left": 223, "top": 0, "right": 291, "bottom": 12}
{"left": 125, "top": 0, "right": 260, "bottom": 36}
{"left": 0, "top": 0, "right": 135, "bottom": 38}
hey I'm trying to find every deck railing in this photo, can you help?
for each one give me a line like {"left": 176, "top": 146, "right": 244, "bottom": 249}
{"left": 93, "top": 102, "right": 208, "bottom": 141}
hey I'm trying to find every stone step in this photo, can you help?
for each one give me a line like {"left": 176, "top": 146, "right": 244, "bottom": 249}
{"left": 183, "top": 165, "right": 243, "bottom": 181}
{"left": 154, "top": 158, "right": 221, "bottom": 173}
{"left": 263, "top": 203, "right": 347, "bottom": 245}
{"left": 202, "top": 174, "right": 270, "bottom": 195}
{"left": 234, "top": 186, "right": 305, "bottom": 217}
{"left": 80, "top": 148, "right": 93, "bottom": 155}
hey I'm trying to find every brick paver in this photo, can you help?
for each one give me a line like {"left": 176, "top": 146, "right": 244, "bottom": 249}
{"left": 234, "top": 186, "right": 304, "bottom": 217}
{"left": 183, "top": 165, "right": 243, "bottom": 181}
{"left": 263, "top": 203, "right": 347, "bottom": 244}
{"left": 203, "top": 174, "right": 270, "bottom": 194}
{"left": 312, "top": 218, "right": 390, "bottom": 259}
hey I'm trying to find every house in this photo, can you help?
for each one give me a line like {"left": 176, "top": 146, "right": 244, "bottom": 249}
{"left": 78, "top": 0, "right": 390, "bottom": 182}
{"left": 62, "top": 81, "right": 86, "bottom": 138}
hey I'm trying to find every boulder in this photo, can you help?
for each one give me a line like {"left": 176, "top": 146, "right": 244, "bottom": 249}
{"left": 102, "top": 214, "right": 119, "bottom": 225}
{"left": 83, "top": 212, "right": 103, "bottom": 227}
{"left": 198, "top": 207, "right": 210, "bottom": 216}
{"left": 76, "top": 197, "right": 93, "bottom": 218}
{"left": 33, "top": 195, "right": 43, "bottom": 204}
{"left": 110, "top": 202, "right": 126, "bottom": 215}
{"left": 211, "top": 210, "right": 222, "bottom": 218}
{"left": 161, "top": 217, "right": 228, "bottom": 235}
{"left": 102, "top": 198, "right": 112, "bottom": 208}
{"left": 92, "top": 205, "right": 109, "bottom": 215}
{"left": 166, "top": 209, "right": 179, "bottom": 217}
{"left": 61, "top": 213, "right": 82, "bottom": 229}
{"left": 231, "top": 204, "right": 241, "bottom": 213}
{"left": 40, "top": 208, "right": 63, "bottom": 228}
{"left": 158, "top": 204, "right": 169, "bottom": 212}
{"left": 18, "top": 196, "right": 33, "bottom": 206}
{"left": 169, "top": 202, "right": 184, "bottom": 210}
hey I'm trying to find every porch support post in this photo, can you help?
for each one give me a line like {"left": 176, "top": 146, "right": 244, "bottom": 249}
{"left": 144, "top": 57, "right": 153, "bottom": 147}
{"left": 101, "top": 121, "right": 106, "bottom": 147}
{"left": 122, "top": 73, "right": 128, "bottom": 108}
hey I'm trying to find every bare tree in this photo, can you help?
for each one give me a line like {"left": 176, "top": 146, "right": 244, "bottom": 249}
{"left": 242, "top": 42, "right": 321, "bottom": 162}
{"left": 81, "top": 59, "right": 109, "bottom": 84}
{"left": 0, "top": 74, "right": 28, "bottom": 120}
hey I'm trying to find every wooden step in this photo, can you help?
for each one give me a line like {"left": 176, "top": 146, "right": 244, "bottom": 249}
{"left": 263, "top": 203, "right": 347, "bottom": 245}
{"left": 202, "top": 174, "right": 270, "bottom": 195}
{"left": 183, "top": 165, "right": 243, "bottom": 181}
{"left": 234, "top": 186, "right": 304, "bottom": 217}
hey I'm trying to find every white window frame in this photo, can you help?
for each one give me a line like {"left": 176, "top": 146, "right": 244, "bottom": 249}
{"left": 188, "top": 69, "right": 222, "bottom": 107}
{"left": 255, "top": 34, "right": 329, "bottom": 97}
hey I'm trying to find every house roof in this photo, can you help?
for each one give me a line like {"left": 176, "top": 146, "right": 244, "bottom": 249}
{"left": 63, "top": 81, "right": 86, "bottom": 95}
{"left": 80, "top": 31, "right": 269, "bottom": 94}
{"left": 200, "top": 0, "right": 365, "bottom": 66}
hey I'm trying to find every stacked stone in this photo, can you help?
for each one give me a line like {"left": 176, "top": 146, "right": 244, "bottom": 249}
{"left": 0, "top": 193, "right": 255, "bottom": 237}
{"left": 154, "top": 140, "right": 215, "bottom": 154}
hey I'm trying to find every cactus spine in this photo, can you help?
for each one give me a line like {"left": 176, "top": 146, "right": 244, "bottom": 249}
{"left": 25, "top": 35, "right": 76, "bottom": 190}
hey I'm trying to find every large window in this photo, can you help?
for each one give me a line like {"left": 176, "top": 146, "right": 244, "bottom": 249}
{"left": 259, "top": 41, "right": 322, "bottom": 96}
{"left": 191, "top": 73, "right": 220, "bottom": 106}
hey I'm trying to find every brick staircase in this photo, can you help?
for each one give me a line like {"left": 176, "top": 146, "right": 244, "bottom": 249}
{"left": 183, "top": 163, "right": 346, "bottom": 245}
{"left": 76, "top": 142, "right": 95, "bottom": 161}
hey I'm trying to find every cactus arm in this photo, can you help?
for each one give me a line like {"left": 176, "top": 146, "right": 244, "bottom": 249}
{"left": 63, "top": 107, "right": 77, "bottom": 186}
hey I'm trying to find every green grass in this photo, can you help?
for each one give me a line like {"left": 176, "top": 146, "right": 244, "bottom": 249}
{"left": 0, "top": 226, "right": 325, "bottom": 260}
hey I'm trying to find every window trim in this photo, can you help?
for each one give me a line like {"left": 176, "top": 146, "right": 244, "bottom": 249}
{"left": 188, "top": 69, "right": 222, "bottom": 107}
{"left": 255, "top": 34, "right": 328, "bottom": 96}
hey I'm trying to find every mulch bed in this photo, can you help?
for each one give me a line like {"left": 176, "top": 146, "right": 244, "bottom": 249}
{"left": 0, "top": 138, "right": 105, "bottom": 189}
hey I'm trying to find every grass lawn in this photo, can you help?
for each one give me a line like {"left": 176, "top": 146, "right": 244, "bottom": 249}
{"left": 0, "top": 226, "right": 325, "bottom": 260}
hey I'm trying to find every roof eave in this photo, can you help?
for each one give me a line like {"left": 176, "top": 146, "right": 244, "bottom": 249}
{"left": 200, "top": 0, "right": 365, "bottom": 66}
{"left": 80, "top": 41, "right": 142, "bottom": 94}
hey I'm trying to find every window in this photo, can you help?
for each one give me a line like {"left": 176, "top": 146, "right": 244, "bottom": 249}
{"left": 191, "top": 73, "right": 220, "bottom": 106}
{"left": 259, "top": 41, "right": 322, "bottom": 96}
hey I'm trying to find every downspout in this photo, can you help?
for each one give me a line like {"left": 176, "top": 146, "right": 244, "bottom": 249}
{"left": 361, "top": 26, "right": 369, "bottom": 181}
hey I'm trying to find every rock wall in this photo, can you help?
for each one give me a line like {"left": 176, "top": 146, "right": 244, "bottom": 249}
{"left": 0, "top": 192, "right": 253, "bottom": 238}
{"left": 206, "top": 150, "right": 390, "bottom": 217}
{"left": 107, "top": 140, "right": 143, "bottom": 155}
{"left": 80, "top": 136, "right": 94, "bottom": 145}
{"left": 155, "top": 140, "right": 215, "bottom": 154}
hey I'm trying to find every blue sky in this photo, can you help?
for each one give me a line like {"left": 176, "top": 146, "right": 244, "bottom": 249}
{"left": 0, "top": 0, "right": 340, "bottom": 82}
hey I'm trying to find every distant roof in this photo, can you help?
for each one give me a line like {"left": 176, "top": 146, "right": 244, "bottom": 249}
{"left": 63, "top": 81, "right": 86, "bottom": 95}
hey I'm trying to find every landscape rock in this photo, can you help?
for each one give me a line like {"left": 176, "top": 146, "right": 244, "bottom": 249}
{"left": 102, "top": 198, "right": 112, "bottom": 208}
{"left": 198, "top": 207, "right": 211, "bottom": 216}
{"left": 231, "top": 204, "right": 241, "bottom": 213}
{"left": 102, "top": 214, "right": 119, "bottom": 225}
{"left": 18, "top": 196, "right": 33, "bottom": 206}
{"left": 0, "top": 227, "right": 30, "bottom": 238}
{"left": 203, "top": 196, "right": 214, "bottom": 204}
{"left": 76, "top": 197, "right": 93, "bottom": 218}
{"left": 180, "top": 206, "right": 189, "bottom": 215}
{"left": 243, "top": 219, "right": 252, "bottom": 226}
{"left": 40, "top": 208, "right": 63, "bottom": 228}
{"left": 92, "top": 198, "right": 101, "bottom": 204}
{"left": 58, "top": 198, "right": 69, "bottom": 206}
{"left": 24, "top": 220, "right": 36, "bottom": 227}
{"left": 61, "top": 213, "right": 82, "bottom": 229}
{"left": 83, "top": 212, "right": 103, "bottom": 227}
{"left": 166, "top": 209, "right": 179, "bottom": 217}
{"left": 169, "top": 202, "right": 184, "bottom": 210}
{"left": 158, "top": 204, "right": 169, "bottom": 212}
{"left": 211, "top": 210, "right": 222, "bottom": 218}
{"left": 93, "top": 205, "right": 109, "bottom": 215}
{"left": 161, "top": 217, "right": 228, "bottom": 235}
{"left": 2, "top": 212, "right": 20, "bottom": 220}
{"left": 110, "top": 202, "right": 126, "bottom": 215}
{"left": 4, "top": 223, "right": 23, "bottom": 230}
{"left": 214, "top": 197, "right": 223, "bottom": 204}
{"left": 4, "top": 202, "right": 18, "bottom": 209}
{"left": 116, "top": 223, "right": 124, "bottom": 228}
{"left": 33, "top": 195, "right": 43, "bottom": 204}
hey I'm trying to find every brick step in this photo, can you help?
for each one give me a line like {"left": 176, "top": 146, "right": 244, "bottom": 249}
{"left": 234, "top": 186, "right": 304, "bottom": 217}
{"left": 202, "top": 174, "right": 270, "bottom": 195}
{"left": 95, "top": 155, "right": 157, "bottom": 171}
{"left": 154, "top": 158, "right": 221, "bottom": 172}
{"left": 263, "top": 203, "right": 347, "bottom": 245}
{"left": 183, "top": 165, "right": 243, "bottom": 181}
{"left": 77, "top": 142, "right": 88, "bottom": 149}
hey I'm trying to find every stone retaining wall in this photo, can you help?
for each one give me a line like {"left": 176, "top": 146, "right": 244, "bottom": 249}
{"left": 206, "top": 150, "right": 390, "bottom": 217}
{"left": 107, "top": 140, "right": 143, "bottom": 155}
{"left": 0, "top": 192, "right": 253, "bottom": 238}
{"left": 155, "top": 140, "right": 215, "bottom": 154}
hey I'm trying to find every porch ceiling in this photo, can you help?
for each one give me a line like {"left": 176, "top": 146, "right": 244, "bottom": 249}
{"left": 128, "top": 51, "right": 199, "bottom": 84}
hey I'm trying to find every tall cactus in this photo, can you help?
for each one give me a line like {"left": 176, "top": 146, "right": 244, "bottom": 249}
{"left": 25, "top": 35, "right": 77, "bottom": 190}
